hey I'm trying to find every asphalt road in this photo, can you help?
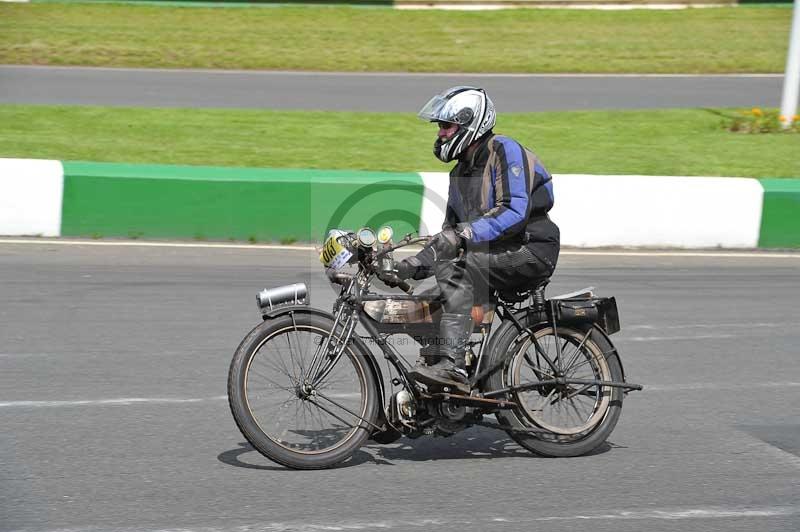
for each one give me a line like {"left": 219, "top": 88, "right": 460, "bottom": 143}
{"left": 0, "top": 66, "right": 784, "bottom": 111}
{"left": 1, "top": 240, "right": 799, "bottom": 532}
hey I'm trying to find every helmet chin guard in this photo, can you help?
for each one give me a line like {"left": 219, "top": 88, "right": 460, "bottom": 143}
{"left": 418, "top": 86, "right": 496, "bottom": 162}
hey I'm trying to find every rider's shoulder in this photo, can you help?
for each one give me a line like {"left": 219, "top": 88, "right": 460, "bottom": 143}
{"left": 487, "top": 134, "right": 526, "bottom": 153}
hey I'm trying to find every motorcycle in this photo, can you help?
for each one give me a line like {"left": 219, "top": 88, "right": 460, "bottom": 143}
{"left": 228, "top": 226, "right": 642, "bottom": 469}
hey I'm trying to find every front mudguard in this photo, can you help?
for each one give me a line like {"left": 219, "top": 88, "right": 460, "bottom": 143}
{"left": 261, "top": 304, "right": 333, "bottom": 322}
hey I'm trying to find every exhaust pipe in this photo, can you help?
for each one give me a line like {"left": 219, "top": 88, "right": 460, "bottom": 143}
{"left": 256, "top": 283, "right": 309, "bottom": 313}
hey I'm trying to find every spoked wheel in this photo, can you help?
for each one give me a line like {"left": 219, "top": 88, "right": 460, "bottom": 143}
{"left": 488, "top": 322, "right": 624, "bottom": 457}
{"left": 228, "top": 313, "right": 379, "bottom": 469}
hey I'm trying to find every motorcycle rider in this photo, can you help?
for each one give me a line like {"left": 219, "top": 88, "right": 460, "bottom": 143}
{"left": 392, "top": 86, "right": 560, "bottom": 391}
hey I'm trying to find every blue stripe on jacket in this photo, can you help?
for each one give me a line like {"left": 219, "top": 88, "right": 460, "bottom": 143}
{"left": 470, "top": 136, "right": 529, "bottom": 243}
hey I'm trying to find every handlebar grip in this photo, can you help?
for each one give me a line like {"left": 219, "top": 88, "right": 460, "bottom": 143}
{"left": 398, "top": 280, "right": 413, "bottom": 294}
{"left": 328, "top": 272, "right": 354, "bottom": 285}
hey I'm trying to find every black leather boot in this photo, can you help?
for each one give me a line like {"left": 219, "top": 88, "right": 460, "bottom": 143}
{"left": 409, "top": 313, "right": 472, "bottom": 392}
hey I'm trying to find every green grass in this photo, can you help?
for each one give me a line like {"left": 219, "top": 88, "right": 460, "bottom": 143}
{"left": 1, "top": 104, "right": 798, "bottom": 178}
{"left": 0, "top": 4, "right": 793, "bottom": 73}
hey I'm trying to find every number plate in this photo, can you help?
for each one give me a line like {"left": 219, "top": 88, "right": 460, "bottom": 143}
{"left": 319, "top": 234, "right": 352, "bottom": 270}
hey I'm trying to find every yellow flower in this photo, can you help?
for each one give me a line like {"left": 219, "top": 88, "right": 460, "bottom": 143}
{"left": 794, "top": 115, "right": 800, "bottom": 121}
{"left": 752, "top": 107, "right": 763, "bottom": 117}
{"left": 780, "top": 115, "right": 787, "bottom": 122}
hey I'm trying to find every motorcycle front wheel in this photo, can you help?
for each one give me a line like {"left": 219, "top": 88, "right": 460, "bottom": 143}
{"left": 228, "top": 312, "right": 379, "bottom": 469}
{"left": 486, "top": 322, "right": 624, "bottom": 457}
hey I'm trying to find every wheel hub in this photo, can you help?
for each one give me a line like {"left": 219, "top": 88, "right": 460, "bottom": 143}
{"left": 296, "top": 382, "right": 314, "bottom": 400}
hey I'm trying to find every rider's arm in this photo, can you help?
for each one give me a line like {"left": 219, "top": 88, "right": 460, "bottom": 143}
{"left": 401, "top": 177, "right": 457, "bottom": 280}
{"left": 442, "top": 203, "right": 458, "bottom": 231}
{"left": 461, "top": 136, "right": 540, "bottom": 244}
{"left": 441, "top": 177, "right": 459, "bottom": 231}
{"left": 398, "top": 245, "right": 436, "bottom": 280}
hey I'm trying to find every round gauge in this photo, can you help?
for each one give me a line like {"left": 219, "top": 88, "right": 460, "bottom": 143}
{"left": 356, "top": 227, "right": 376, "bottom": 247}
{"left": 377, "top": 226, "right": 394, "bottom": 244}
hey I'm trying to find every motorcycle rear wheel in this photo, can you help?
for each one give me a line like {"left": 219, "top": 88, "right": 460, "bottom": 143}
{"left": 487, "top": 322, "right": 624, "bottom": 457}
{"left": 228, "top": 313, "right": 379, "bottom": 469}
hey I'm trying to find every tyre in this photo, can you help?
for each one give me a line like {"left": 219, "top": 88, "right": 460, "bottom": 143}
{"left": 486, "top": 319, "right": 624, "bottom": 457}
{"left": 228, "top": 312, "right": 379, "bottom": 469}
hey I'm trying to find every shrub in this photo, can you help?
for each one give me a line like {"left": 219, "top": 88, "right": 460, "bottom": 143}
{"left": 725, "top": 107, "right": 800, "bottom": 133}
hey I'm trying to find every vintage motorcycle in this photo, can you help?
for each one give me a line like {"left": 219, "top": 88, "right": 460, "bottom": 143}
{"left": 228, "top": 226, "right": 642, "bottom": 469}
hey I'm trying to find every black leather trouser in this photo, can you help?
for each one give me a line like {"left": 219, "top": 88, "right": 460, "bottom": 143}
{"left": 434, "top": 243, "right": 553, "bottom": 315}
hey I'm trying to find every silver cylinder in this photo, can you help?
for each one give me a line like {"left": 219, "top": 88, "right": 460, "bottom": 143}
{"left": 256, "top": 283, "right": 309, "bottom": 312}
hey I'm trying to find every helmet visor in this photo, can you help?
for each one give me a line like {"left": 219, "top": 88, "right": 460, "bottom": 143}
{"left": 417, "top": 95, "right": 451, "bottom": 122}
{"left": 417, "top": 92, "right": 484, "bottom": 129}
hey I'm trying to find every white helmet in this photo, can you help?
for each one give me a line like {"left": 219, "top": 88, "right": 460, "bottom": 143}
{"left": 418, "top": 86, "right": 496, "bottom": 162}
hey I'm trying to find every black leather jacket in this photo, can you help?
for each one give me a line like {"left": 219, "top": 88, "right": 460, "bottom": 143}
{"left": 412, "top": 133, "right": 560, "bottom": 275}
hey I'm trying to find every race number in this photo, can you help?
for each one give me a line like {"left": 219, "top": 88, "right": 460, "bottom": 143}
{"left": 319, "top": 234, "right": 352, "bottom": 270}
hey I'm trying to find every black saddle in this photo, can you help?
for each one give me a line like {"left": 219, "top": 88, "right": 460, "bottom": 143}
{"left": 497, "top": 279, "right": 549, "bottom": 304}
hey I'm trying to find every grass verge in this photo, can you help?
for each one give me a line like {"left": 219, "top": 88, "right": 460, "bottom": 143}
{"left": 1, "top": 104, "right": 798, "bottom": 178}
{"left": 0, "top": 4, "right": 793, "bottom": 73}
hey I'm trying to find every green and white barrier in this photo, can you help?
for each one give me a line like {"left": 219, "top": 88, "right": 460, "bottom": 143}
{"left": 0, "top": 158, "right": 63, "bottom": 237}
{"left": 1, "top": 158, "right": 798, "bottom": 248}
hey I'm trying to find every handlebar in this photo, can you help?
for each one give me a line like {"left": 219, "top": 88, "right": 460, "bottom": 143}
{"left": 327, "top": 271, "right": 354, "bottom": 286}
{"left": 327, "top": 267, "right": 412, "bottom": 294}
{"left": 397, "top": 280, "right": 413, "bottom": 293}
{"left": 327, "top": 233, "right": 431, "bottom": 295}
{"left": 374, "top": 236, "right": 431, "bottom": 258}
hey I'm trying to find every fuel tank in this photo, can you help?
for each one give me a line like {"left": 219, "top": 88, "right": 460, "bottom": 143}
{"left": 363, "top": 298, "right": 495, "bottom": 328}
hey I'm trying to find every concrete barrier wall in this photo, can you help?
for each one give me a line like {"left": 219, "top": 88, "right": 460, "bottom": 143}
{"left": 59, "top": 162, "right": 424, "bottom": 242}
{"left": 758, "top": 179, "right": 800, "bottom": 248}
{"left": 0, "top": 159, "right": 63, "bottom": 237}
{"left": 420, "top": 172, "right": 767, "bottom": 248}
{"left": 1, "top": 158, "right": 797, "bottom": 248}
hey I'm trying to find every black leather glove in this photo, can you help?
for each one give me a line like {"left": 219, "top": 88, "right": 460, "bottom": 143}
{"left": 381, "top": 273, "right": 402, "bottom": 288}
{"left": 394, "top": 257, "right": 418, "bottom": 281}
{"left": 380, "top": 258, "right": 415, "bottom": 289}
{"left": 429, "top": 228, "right": 465, "bottom": 261}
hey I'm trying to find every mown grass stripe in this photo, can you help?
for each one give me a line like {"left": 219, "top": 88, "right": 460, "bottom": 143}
{"left": 0, "top": 5, "right": 792, "bottom": 73}
{"left": 3, "top": 105, "right": 799, "bottom": 178}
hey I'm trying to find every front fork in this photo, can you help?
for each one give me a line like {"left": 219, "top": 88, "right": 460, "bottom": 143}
{"left": 304, "top": 301, "right": 359, "bottom": 389}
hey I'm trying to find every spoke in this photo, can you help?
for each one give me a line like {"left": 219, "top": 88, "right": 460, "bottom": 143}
{"left": 306, "top": 399, "right": 358, "bottom": 430}
{"left": 565, "top": 351, "right": 599, "bottom": 379}
{"left": 311, "top": 358, "right": 340, "bottom": 389}
{"left": 254, "top": 350, "right": 297, "bottom": 383}
{"left": 304, "top": 337, "right": 329, "bottom": 384}
{"left": 556, "top": 338, "right": 568, "bottom": 373}
{"left": 280, "top": 394, "right": 299, "bottom": 408}
{"left": 289, "top": 315, "right": 308, "bottom": 379}
{"left": 562, "top": 383, "right": 596, "bottom": 402}
{"left": 248, "top": 367, "right": 296, "bottom": 392}
{"left": 311, "top": 396, "right": 329, "bottom": 433}
{"left": 316, "top": 373, "right": 350, "bottom": 391}
{"left": 564, "top": 356, "right": 596, "bottom": 375}
{"left": 282, "top": 333, "right": 302, "bottom": 385}
{"left": 295, "top": 394, "right": 302, "bottom": 429}
{"left": 523, "top": 351, "right": 554, "bottom": 380}
{"left": 566, "top": 395, "right": 586, "bottom": 424}
{"left": 562, "top": 330, "right": 592, "bottom": 374}
{"left": 531, "top": 387, "right": 556, "bottom": 413}
{"left": 268, "top": 338, "right": 298, "bottom": 383}
{"left": 301, "top": 396, "right": 311, "bottom": 430}
{"left": 528, "top": 335, "right": 559, "bottom": 375}
{"left": 266, "top": 395, "right": 298, "bottom": 413}
{"left": 263, "top": 342, "right": 298, "bottom": 384}
{"left": 314, "top": 390, "right": 379, "bottom": 431}
{"left": 247, "top": 383, "right": 293, "bottom": 396}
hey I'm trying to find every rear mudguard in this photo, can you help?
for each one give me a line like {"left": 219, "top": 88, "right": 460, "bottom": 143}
{"left": 260, "top": 305, "right": 388, "bottom": 419}
{"left": 481, "top": 310, "right": 627, "bottom": 384}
